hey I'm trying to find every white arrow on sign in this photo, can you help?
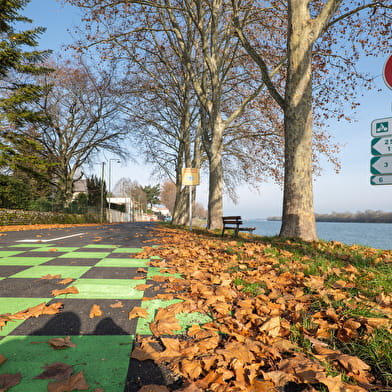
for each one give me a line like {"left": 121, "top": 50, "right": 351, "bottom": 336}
{"left": 371, "top": 156, "right": 392, "bottom": 174}
{"left": 370, "top": 175, "right": 392, "bottom": 185}
{"left": 371, "top": 136, "right": 392, "bottom": 156}
{"left": 371, "top": 117, "right": 392, "bottom": 137}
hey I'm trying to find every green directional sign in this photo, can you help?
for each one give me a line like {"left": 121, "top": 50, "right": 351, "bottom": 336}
{"left": 371, "top": 136, "right": 392, "bottom": 156}
{"left": 371, "top": 175, "right": 392, "bottom": 185}
{"left": 370, "top": 118, "right": 392, "bottom": 185}
{"left": 370, "top": 156, "right": 392, "bottom": 174}
{"left": 371, "top": 117, "right": 392, "bottom": 137}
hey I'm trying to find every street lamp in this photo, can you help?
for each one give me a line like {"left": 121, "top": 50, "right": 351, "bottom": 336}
{"left": 108, "top": 158, "right": 120, "bottom": 223}
{"left": 100, "top": 162, "right": 105, "bottom": 223}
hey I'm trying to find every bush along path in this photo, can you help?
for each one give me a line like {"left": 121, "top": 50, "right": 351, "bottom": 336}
{"left": 132, "top": 226, "right": 392, "bottom": 392}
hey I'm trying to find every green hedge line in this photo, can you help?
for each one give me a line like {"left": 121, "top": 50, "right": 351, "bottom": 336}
{"left": 0, "top": 209, "right": 100, "bottom": 226}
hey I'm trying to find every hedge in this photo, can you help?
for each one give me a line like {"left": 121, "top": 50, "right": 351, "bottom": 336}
{"left": 0, "top": 208, "right": 100, "bottom": 226}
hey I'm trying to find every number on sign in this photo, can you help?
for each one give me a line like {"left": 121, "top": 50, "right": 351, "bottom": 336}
{"left": 384, "top": 139, "right": 392, "bottom": 152}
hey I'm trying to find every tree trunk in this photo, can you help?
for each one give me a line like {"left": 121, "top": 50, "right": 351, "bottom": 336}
{"left": 172, "top": 145, "right": 189, "bottom": 225}
{"left": 279, "top": 0, "right": 317, "bottom": 241}
{"left": 172, "top": 99, "right": 192, "bottom": 226}
{"left": 172, "top": 184, "right": 189, "bottom": 225}
{"left": 207, "top": 151, "right": 223, "bottom": 230}
{"left": 206, "top": 123, "right": 224, "bottom": 230}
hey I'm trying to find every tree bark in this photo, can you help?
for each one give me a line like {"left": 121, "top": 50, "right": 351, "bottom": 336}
{"left": 172, "top": 140, "right": 190, "bottom": 225}
{"left": 279, "top": 0, "right": 317, "bottom": 241}
{"left": 205, "top": 120, "right": 224, "bottom": 230}
{"left": 172, "top": 184, "right": 189, "bottom": 225}
{"left": 207, "top": 146, "right": 223, "bottom": 230}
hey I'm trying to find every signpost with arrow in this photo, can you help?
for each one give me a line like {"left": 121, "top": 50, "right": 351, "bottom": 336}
{"left": 371, "top": 156, "right": 392, "bottom": 175}
{"left": 370, "top": 175, "right": 392, "bottom": 186}
{"left": 370, "top": 55, "right": 392, "bottom": 186}
{"left": 371, "top": 136, "right": 392, "bottom": 155}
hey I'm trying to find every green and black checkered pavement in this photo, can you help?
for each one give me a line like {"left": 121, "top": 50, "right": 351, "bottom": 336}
{"left": 0, "top": 225, "right": 206, "bottom": 391}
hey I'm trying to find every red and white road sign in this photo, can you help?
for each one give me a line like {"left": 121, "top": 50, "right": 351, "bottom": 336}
{"left": 383, "top": 54, "right": 392, "bottom": 90}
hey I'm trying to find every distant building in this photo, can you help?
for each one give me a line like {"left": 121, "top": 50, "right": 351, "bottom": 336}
{"left": 152, "top": 205, "right": 171, "bottom": 217}
{"left": 72, "top": 179, "right": 88, "bottom": 199}
{"left": 107, "top": 197, "right": 133, "bottom": 222}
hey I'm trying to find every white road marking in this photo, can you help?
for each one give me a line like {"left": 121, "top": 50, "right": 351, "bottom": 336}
{"left": 16, "top": 232, "right": 87, "bottom": 243}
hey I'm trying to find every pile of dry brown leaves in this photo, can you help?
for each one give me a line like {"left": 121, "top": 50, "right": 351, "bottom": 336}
{"left": 0, "top": 223, "right": 102, "bottom": 232}
{"left": 133, "top": 226, "right": 392, "bottom": 392}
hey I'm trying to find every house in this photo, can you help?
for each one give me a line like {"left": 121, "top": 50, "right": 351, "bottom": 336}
{"left": 152, "top": 205, "right": 171, "bottom": 217}
{"left": 72, "top": 179, "right": 88, "bottom": 199}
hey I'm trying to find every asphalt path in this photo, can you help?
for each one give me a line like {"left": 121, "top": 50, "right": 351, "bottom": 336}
{"left": 0, "top": 222, "right": 156, "bottom": 247}
{"left": 0, "top": 222, "right": 175, "bottom": 392}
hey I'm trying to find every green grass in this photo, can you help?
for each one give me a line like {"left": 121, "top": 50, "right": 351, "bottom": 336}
{"left": 339, "top": 328, "right": 392, "bottom": 387}
{"left": 232, "top": 277, "right": 267, "bottom": 296}
{"left": 264, "top": 239, "right": 392, "bottom": 387}
{"left": 163, "top": 224, "right": 392, "bottom": 387}
{"left": 235, "top": 235, "right": 392, "bottom": 386}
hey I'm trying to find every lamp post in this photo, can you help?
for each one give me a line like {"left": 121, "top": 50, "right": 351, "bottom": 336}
{"left": 108, "top": 158, "right": 120, "bottom": 223}
{"left": 100, "top": 161, "right": 105, "bottom": 223}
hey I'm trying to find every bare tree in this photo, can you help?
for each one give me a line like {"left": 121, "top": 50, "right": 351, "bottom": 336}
{"left": 161, "top": 0, "right": 274, "bottom": 229}
{"left": 160, "top": 180, "right": 176, "bottom": 215}
{"left": 67, "top": 0, "right": 349, "bottom": 235}
{"left": 67, "top": 0, "right": 282, "bottom": 230}
{"left": 194, "top": 202, "right": 207, "bottom": 219}
{"left": 119, "top": 40, "right": 202, "bottom": 225}
{"left": 232, "top": 0, "right": 390, "bottom": 240}
{"left": 24, "top": 58, "right": 131, "bottom": 207}
{"left": 114, "top": 177, "right": 147, "bottom": 214}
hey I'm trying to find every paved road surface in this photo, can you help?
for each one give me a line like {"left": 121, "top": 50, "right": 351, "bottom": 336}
{"left": 0, "top": 222, "right": 178, "bottom": 391}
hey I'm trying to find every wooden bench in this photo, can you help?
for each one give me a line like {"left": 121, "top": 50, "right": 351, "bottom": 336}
{"left": 221, "top": 216, "right": 256, "bottom": 237}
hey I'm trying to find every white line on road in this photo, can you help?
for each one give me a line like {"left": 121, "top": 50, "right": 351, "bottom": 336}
{"left": 16, "top": 233, "right": 87, "bottom": 243}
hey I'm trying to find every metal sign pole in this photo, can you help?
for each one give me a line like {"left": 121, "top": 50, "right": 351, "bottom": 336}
{"left": 100, "top": 162, "right": 105, "bottom": 223}
{"left": 182, "top": 168, "right": 199, "bottom": 230}
{"left": 189, "top": 185, "right": 193, "bottom": 231}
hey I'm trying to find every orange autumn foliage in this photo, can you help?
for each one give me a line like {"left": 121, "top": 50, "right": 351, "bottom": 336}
{"left": 132, "top": 226, "right": 392, "bottom": 392}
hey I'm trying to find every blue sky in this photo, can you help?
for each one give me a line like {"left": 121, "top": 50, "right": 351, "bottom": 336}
{"left": 23, "top": 0, "right": 392, "bottom": 219}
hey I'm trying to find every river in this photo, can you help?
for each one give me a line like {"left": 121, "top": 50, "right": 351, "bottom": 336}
{"left": 245, "top": 220, "right": 392, "bottom": 250}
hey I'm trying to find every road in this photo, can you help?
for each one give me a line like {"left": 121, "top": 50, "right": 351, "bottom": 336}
{"left": 0, "top": 222, "right": 155, "bottom": 247}
{"left": 0, "top": 222, "right": 173, "bottom": 392}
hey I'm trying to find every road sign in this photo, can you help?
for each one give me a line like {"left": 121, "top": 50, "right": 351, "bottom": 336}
{"left": 383, "top": 54, "right": 392, "bottom": 90}
{"left": 370, "top": 175, "right": 392, "bottom": 185}
{"left": 182, "top": 168, "right": 200, "bottom": 186}
{"left": 371, "top": 156, "right": 392, "bottom": 174}
{"left": 370, "top": 56, "right": 392, "bottom": 185}
{"left": 371, "top": 136, "right": 392, "bottom": 156}
{"left": 371, "top": 117, "right": 392, "bottom": 137}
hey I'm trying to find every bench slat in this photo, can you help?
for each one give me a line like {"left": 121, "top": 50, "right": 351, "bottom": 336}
{"left": 221, "top": 216, "right": 255, "bottom": 237}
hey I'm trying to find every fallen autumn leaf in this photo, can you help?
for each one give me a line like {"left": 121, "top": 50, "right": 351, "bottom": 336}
{"left": 0, "top": 373, "right": 21, "bottom": 391}
{"left": 48, "top": 336, "right": 76, "bottom": 350}
{"left": 89, "top": 304, "right": 103, "bottom": 319}
{"left": 34, "top": 362, "right": 73, "bottom": 381}
{"left": 47, "top": 370, "right": 89, "bottom": 392}
{"left": 51, "top": 286, "right": 79, "bottom": 296}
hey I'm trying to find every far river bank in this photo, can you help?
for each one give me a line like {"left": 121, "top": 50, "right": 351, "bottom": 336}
{"left": 245, "top": 220, "right": 392, "bottom": 250}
